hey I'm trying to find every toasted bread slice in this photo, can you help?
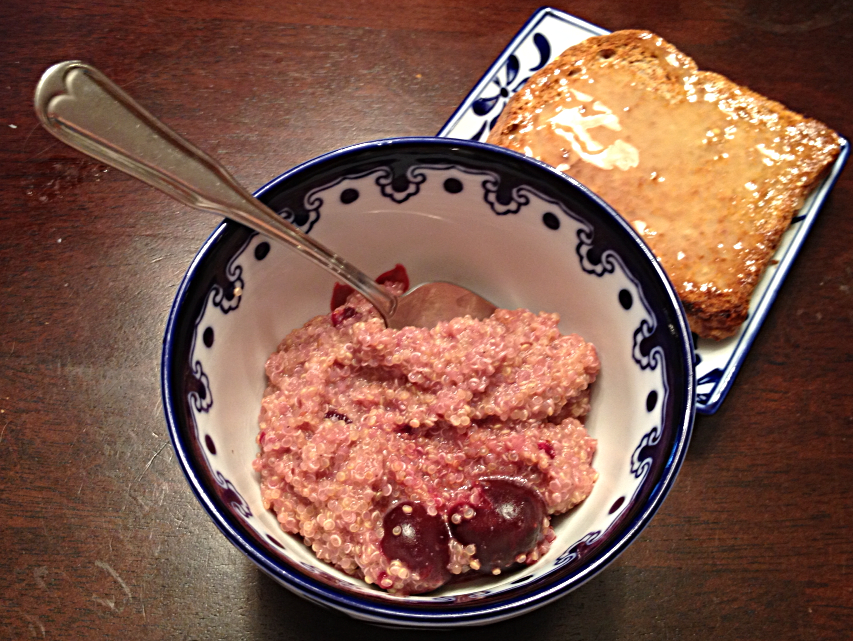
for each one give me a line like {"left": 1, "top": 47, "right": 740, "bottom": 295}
{"left": 487, "top": 30, "right": 840, "bottom": 339}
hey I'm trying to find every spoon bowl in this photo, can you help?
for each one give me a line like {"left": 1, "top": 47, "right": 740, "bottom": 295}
{"left": 33, "top": 61, "right": 495, "bottom": 328}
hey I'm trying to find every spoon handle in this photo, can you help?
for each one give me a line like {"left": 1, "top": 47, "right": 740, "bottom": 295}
{"left": 34, "top": 61, "right": 397, "bottom": 320}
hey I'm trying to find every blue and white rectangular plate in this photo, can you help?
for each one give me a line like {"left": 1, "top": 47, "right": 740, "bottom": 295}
{"left": 437, "top": 6, "right": 849, "bottom": 415}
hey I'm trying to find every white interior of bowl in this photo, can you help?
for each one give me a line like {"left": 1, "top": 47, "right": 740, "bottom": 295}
{"left": 182, "top": 165, "right": 672, "bottom": 602}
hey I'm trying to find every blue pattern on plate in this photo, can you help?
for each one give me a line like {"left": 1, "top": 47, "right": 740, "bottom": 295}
{"left": 468, "top": 33, "right": 552, "bottom": 141}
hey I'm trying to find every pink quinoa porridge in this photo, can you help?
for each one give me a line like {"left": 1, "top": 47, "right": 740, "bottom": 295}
{"left": 253, "top": 277, "right": 600, "bottom": 595}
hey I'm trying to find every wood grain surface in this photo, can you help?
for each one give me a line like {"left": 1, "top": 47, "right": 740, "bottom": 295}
{"left": 1, "top": 0, "right": 851, "bottom": 639}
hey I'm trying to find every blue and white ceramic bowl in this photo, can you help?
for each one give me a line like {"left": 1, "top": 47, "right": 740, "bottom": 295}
{"left": 162, "top": 138, "right": 695, "bottom": 628}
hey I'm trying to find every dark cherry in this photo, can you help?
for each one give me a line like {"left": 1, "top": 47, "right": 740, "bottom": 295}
{"left": 375, "top": 263, "right": 409, "bottom": 290}
{"left": 329, "top": 264, "right": 410, "bottom": 312}
{"left": 330, "top": 306, "right": 356, "bottom": 327}
{"left": 449, "top": 478, "right": 546, "bottom": 574}
{"left": 330, "top": 283, "right": 354, "bottom": 311}
{"left": 381, "top": 501, "right": 451, "bottom": 591}
{"left": 537, "top": 441, "right": 556, "bottom": 459}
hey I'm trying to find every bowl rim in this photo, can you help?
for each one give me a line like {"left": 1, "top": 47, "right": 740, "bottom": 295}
{"left": 161, "top": 136, "right": 696, "bottom": 625}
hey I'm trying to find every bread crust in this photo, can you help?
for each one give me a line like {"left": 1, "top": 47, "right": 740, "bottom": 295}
{"left": 487, "top": 30, "right": 840, "bottom": 339}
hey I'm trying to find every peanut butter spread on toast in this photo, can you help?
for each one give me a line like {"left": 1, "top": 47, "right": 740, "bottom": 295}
{"left": 487, "top": 31, "right": 840, "bottom": 339}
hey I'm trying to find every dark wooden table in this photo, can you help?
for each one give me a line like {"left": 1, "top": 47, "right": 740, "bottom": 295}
{"left": 2, "top": 1, "right": 851, "bottom": 638}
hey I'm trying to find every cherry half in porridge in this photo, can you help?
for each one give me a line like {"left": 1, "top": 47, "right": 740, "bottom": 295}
{"left": 448, "top": 478, "right": 547, "bottom": 575}
{"left": 330, "top": 263, "right": 410, "bottom": 312}
{"left": 380, "top": 502, "right": 451, "bottom": 592}
{"left": 254, "top": 266, "right": 599, "bottom": 594}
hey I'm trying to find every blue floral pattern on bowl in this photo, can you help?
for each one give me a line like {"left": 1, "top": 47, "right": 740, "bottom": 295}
{"left": 162, "top": 137, "right": 694, "bottom": 628}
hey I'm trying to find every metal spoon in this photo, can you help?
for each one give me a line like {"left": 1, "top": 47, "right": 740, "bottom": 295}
{"left": 34, "top": 61, "right": 496, "bottom": 329}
